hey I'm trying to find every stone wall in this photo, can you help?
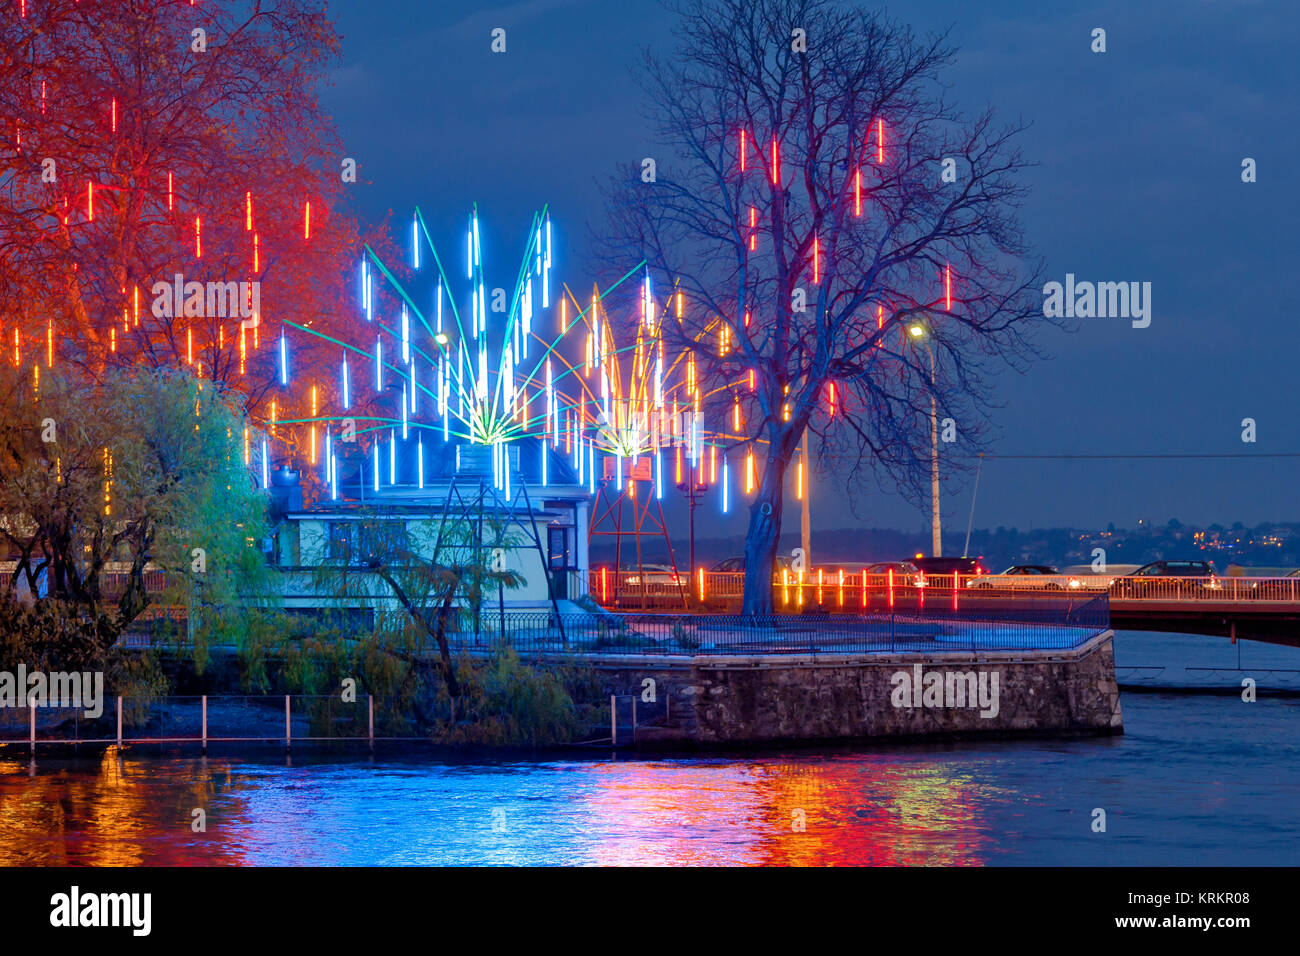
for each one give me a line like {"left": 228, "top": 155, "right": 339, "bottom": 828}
{"left": 587, "top": 631, "right": 1122, "bottom": 746}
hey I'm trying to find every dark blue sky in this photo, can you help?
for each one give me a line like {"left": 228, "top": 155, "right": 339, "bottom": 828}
{"left": 321, "top": 0, "right": 1299, "bottom": 538}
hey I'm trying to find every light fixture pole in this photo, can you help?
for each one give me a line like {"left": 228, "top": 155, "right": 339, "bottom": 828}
{"left": 909, "top": 322, "right": 941, "bottom": 557}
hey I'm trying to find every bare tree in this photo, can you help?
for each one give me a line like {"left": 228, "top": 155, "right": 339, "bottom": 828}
{"left": 598, "top": 0, "right": 1050, "bottom": 613}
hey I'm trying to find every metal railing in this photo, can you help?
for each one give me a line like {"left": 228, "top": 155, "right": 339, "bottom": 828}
{"left": 0, "top": 694, "right": 403, "bottom": 751}
{"left": 589, "top": 568, "right": 1300, "bottom": 609}
{"left": 440, "top": 599, "right": 1109, "bottom": 658}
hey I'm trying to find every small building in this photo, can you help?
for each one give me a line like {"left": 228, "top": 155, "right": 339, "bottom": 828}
{"left": 267, "top": 437, "right": 590, "bottom": 626}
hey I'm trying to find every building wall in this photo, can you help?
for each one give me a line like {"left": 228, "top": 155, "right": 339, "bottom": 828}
{"left": 281, "top": 506, "right": 579, "bottom": 611}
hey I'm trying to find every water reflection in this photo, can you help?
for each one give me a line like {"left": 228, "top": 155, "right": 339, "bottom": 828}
{"left": 0, "top": 749, "right": 1012, "bottom": 866}
{"left": 6, "top": 639, "right": 1300, "bottom": 865}
{"left": 0, "top": 749, "right": 251, "bottom": 866}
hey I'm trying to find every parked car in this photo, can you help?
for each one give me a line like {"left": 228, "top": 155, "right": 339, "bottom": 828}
{"left": 967, "top": 564, "right": 1063, "bottom": 589}
{"left": 862, "top": 561, "right": 922, "bottom": 586}
{"left": 623, "top": 563, "right": 685, "bottom": 586}
{"left": 909, "top": 556, "right": 987, "bottom": 587}
{"left": 912, "top": 556, "right": 986, "bottom": 576}
{"left": 710, "top": 555, "right": 793, "bottom": 573}
{"left": 1110, "top": 560, "right": 1219, "bottom": 597}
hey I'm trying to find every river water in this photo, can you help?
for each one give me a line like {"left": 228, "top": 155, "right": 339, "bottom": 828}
{"left": 2, "top": 631, "right": 1298, "bottom": 866}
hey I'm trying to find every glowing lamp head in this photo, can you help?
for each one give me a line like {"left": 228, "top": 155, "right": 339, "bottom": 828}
{"left": 435, "top": 333, "right": 449, "bottom": 345}
{"left": 908, "top": 324, "right": 926, "bottom": 338}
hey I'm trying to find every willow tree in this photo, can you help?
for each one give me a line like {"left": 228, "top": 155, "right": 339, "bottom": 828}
{"left": 0, "top": 363, "right": 270, "bottom": 665}
{"left": 600, "top": 0, "right": 1048, "bottom": 613}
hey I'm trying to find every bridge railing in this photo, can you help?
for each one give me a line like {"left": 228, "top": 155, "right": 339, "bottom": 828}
{"left": 588, "top": 568, "right": 1300, "bottom": 610}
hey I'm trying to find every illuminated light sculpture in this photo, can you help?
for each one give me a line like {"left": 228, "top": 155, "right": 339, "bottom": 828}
{"left": 552, "top": 277, "right": 708, "bottom": 605}
{"left": 279, "top": 203, "right": 579, "bottom": 626}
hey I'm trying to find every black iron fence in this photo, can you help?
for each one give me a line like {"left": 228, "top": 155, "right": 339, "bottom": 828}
{"left": 448, "top": 594, "right": 1109, "bottom": 658}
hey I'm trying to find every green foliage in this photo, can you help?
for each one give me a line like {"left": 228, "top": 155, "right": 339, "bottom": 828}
{"left": 432, "top": 649, "right": 584, "bottom": 748}
{"left": 308, "top": 488, "right": 530, "bottom": 699}
{"left": 672, "top": 620, "right": 700, "bottom": 649}
{"left": 0, "top": 363, "right": 273, "bottom": 665}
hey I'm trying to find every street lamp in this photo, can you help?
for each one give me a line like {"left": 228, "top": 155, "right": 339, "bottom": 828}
{"left": 908, "top": 322, "right": 941, "bottom": 557}
{"left": 677, "top": 461, "right": 709, "bottom": 585}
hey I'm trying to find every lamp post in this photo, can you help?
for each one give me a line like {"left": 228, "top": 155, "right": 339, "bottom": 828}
{"left": 909, "top": 322, "right": 941, "bottom": 557}
{"left": 677, "top": 461, "right": 709, "bottom": 584}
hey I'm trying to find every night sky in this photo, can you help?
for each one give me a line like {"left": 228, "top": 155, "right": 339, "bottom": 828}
{"left": 321, "top": 0, "right": 1299, "bottom": 540}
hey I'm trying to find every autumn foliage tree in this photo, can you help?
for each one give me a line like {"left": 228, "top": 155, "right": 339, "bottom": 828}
{"left": 600, "top": 0, "right": 1049, "bottom": 613}
{"left": 0, "top": 0, "right": 382, "bottom": 471}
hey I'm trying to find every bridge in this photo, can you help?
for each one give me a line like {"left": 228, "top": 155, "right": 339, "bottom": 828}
{"left": 590, "top": 570, "right": 1300, "bottom": 648}
{"left": 15, "top": 565, "right": 1300, "bottom": 650}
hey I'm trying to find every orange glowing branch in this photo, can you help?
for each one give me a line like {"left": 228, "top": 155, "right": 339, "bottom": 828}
{"left": 194, "top": 216, "right": 202, "bottom": 258}
{"left": 303, "top": 201, "right": 311, "bottom": 240}
{"left": 246, "top": 191, "right": 253, "bottom": 231}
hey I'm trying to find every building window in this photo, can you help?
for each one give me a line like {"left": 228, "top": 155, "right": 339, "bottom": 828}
{"left": 358, "top": 521, "right": 408, "bottom": 565}
{"left": 328, "top": 522, "right": 353, "bottom": 562}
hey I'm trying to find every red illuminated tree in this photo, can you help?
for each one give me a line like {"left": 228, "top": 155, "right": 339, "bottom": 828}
{"left": 0, "top": 0, "right": 382, "bottom": 470}
{"left": 600, "top": 0, "right": 1049, "bottom": 614}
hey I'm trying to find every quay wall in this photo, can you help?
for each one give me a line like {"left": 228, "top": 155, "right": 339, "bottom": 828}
{"left": 586, "top": 631, "right": 1122, "bottom": 746}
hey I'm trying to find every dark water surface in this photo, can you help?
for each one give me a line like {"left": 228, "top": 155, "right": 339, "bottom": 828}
{"left": 2, "top": 632, "right": 1298, "bottom": 865}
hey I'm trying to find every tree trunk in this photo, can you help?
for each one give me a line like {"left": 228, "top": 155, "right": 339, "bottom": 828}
{"left": 433, "top": 590, "right": 461, "bottom": 699}
{"left": 741, "top": 454, "right": 787, "bottom": 617}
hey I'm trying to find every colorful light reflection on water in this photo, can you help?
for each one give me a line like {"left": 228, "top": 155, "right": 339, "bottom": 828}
{"left": 3, "top": 691, "right": 1300, "bottom": 866}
